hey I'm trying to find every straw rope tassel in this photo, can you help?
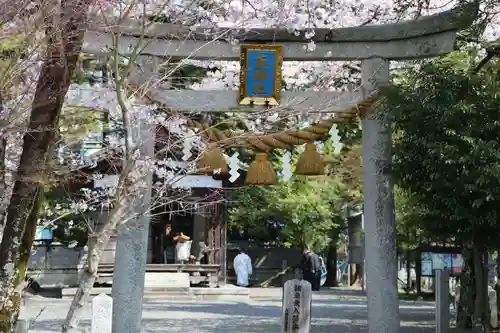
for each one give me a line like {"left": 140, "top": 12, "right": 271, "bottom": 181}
{"left": 196, "top": 143, "right": 228, "bottom": 176}
{"left": 244, "top": 153, "right": 277, "bottom": 186}
{"left": 295, "top": 143, "right": 324, "bottom": 176}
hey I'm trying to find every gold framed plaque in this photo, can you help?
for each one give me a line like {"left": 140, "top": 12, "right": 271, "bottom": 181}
{"left": 239, "top": 44, "right": 284, "bottom": 106}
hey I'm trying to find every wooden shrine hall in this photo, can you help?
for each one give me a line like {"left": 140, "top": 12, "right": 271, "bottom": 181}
{"left": 146, "top": 193, "right": 228, "bottom": 288}
{"left": 64, "top": 121, "right": 231, "bottom": 288}
{"left": 76, "top": 185, "right": 228, "bottom": 288}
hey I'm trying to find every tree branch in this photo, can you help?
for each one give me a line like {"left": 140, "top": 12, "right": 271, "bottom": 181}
{"left": 472, "top": 39, "right": 500, "bottom": 74}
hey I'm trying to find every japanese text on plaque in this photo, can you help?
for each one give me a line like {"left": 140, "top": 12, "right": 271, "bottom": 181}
{"left": 292, "top": 284, "right": 301, "bottom": 331}
{"left": 245, "top": 50, "right": 276, "bottom": 98}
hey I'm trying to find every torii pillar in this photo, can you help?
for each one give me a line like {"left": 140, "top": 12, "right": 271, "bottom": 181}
{"left": 358, "top": 3, "right": 476, "bottom": 330}
{"left": 361, "top": 57, "right": 399, "bottom": 333}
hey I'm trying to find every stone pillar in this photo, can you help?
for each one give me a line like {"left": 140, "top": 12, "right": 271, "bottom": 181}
{"left": 361, "top": 58, "right": 400, "bottom": 333}
{"left": 111, "top": 110, "right": 154, "bottom": 333}
{"left": 436, "top": 269, "right": 450, "bottom": 333}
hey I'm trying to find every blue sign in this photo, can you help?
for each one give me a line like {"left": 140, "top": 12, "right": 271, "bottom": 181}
{"left": 245, "top": 50, "right": 276, "bottom": 97}
{"left": 35, "top": 226, "right": 53, "bottom": 241}
{"left": 239, "top": 45, "right": 283, "bottom": 106}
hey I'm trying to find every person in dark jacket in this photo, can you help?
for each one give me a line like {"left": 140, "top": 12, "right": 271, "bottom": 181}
{"left": 301, "top": 249, "right": 322, "bottom": 291}
{"left": 300, "top": 250, "right": 310, "bottom": 282}
{"left": 310, "top": 252, "right": 322, "bottom": 291}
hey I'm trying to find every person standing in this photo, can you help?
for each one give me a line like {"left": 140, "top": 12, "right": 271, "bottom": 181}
{"left": 163, "top": 224, "right": 172, "bottom": 264}
{"left": 310, "top": 251, "right": 322, "bottom": 291}
{"left": 301, "top": 249, "right": 322, "bottom": 291}
{"left": 301, "top": 249, "right": 313, "bottom": 286}
{"left": 233, "top": 249, "right": 253, "bottom": 287}
{"left": 174, "top": 232, "right": 192, "bottom": 264}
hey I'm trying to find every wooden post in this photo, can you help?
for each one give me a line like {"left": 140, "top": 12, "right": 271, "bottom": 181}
{"left": 219, "top": 202, "right": 227, "bottom": 286}
{"left": 214, "top": 203, "right": 222, "bottom": 275}
{"left": 487, "top": 253, "right": 498, "bottom": 328}
{"left": 281, "top": 279, "right": 312, "bottom": 333}
{"left": 282, "top": 260, "right": 288, "bottom": 286}
{"left": 206, "top": 206, "right": 215, "bottom": 265}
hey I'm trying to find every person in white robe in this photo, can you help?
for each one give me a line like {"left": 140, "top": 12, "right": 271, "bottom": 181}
{"left": 233, "top": 249, "right": 253, "bottom": 287}
{"left": 174, "top": 233, "right": 192, "bottom": 264}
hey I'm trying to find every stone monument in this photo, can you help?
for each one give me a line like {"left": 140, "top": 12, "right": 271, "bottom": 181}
{"left": 92, "top": 293, "right": 112, "bottom": 333}
{"left": 281, "top": 279, "right": 312, "bottom": 333}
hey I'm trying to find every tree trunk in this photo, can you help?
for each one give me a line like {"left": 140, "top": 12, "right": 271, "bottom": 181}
{"left": 16, "top": 199, "right": 38, "bottom": 288}
{"left": 0, "top": 0, "right": 92, "bottom": 330}
{"left": 0, "top": 90, "right": 6, "bottom": 234}
{"left": 495, "top": 251, "right": 500, "bottom": 330}
{"left": 325, "top": 243, "right": 338, "bottom": 287}
{"left": 474, "top": 246, "right": 489, "bottom": 331}
{"left": 0, "top": 135, "right": 5, "bottom": 229}
{"left": 483, "top": 252, "right": 492, "bottom": 333}
{"left": 474, "top": 248, "right": 483, "bottom": 324}
{"left": 350, "top": 264, "right": 361, "bottom": 286}
{"left": 406, "top": 252, "right": 411, "bottom": 291}
{"left": 62, "top": 226, "right": 116, "bottom": 332}
{"left": 457, "top": 246, "right": 474, "bottom": 329}
{"left": 0, "top": 195, "right": 40, "bottom": 332}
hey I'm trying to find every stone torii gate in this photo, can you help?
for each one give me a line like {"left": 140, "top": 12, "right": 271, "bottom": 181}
{"left": 83, "top": 4, "right": 476, "bottom": 333}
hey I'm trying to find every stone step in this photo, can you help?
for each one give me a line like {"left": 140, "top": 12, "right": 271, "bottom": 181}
{"left": 143, "top": 294, "right": 197, "bottom": 301}
{"left": 61, "top": 287, "right": 190, "bottom": 298}
{"left": 61, "top": 286, "right": 250, "bottom": 301}
{"left": 191, "top": 287, "right": 249, "bottom": 296}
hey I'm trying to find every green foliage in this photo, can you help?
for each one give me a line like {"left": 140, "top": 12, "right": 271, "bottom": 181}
{"left": 227, "top": 118, "right": 364, "bottom": 252}
{"left": 0, "top": 34, "right": 25, "bottom": 58}
{"left": 229, "top": 173, "right": 349, "bottom": 252}
{"left": 324, "top": 140, "right": 363, "bottom": 200}
{"left": 59, "top": 108, "right": 104, "bottom": 140}
{"left": 273, "top": 178, "right": 346, "bottom": 251}
{"left": 394, "top": 186, "right": 430, "bottom": 251}
{"left": 387, "top": 51, "right": 500, "bottom": 248}
{"left": 229, "top": 186, "right": 280, "bottom": 242}
{"left": 0, "top": 33, "right": 31, "bottom": 91}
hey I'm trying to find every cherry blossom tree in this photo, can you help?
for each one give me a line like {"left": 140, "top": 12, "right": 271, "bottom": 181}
{"left": 0, "top": 0, "right": 96, "bottom": 330}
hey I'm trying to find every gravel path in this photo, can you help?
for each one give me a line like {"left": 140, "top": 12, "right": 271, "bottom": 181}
{"left": 20, "top": 293, "right": 437, "bottom": 333}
